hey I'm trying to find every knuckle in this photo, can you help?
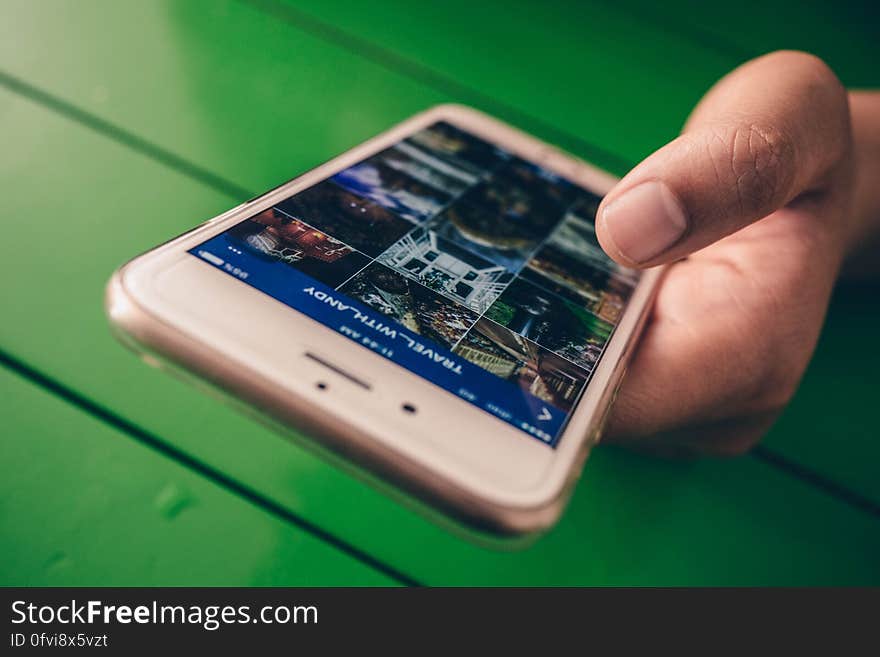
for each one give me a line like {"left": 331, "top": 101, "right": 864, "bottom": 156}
{"left": 762, "top": 50, "right": 843, "bottom": 97}
{"left": 707, "top": 122, "right": 797, "bottom": 216}
{"left": 766, "top": 50, "right": 835, "bottom": 80}
{"left": 761, "top": 51, "right": 849, "bottom": 150}
{"left": 729, "top": 314, "right": 806, "bottom": 418}
{"left": 740, "top": 272, "right": 826, "bottom": 416}
{"left": 747, "top": 350, "right": 802, "bottom": 415}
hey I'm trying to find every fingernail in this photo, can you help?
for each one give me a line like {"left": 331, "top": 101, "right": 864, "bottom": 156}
{"left": 601, "top": 181, "right": 688, "bottom": 264}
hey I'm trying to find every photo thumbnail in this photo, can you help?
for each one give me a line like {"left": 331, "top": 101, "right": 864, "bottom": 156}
{"left": 485, "top": 276, "right": 613, "bottom": 371}
{"left": 520, "top": 259, "right": 628, "bottom": 323}
{"left": 424, "top": 207, "right": 536, "bottom": 272}
{"left": 454, "top": 318, "right": 588, "bottom": 413}
{"left": 517, "top": 194, "right": 640, "bottom": 322}
{"left": 570, "top": 189, "right": 601, "bottom": 222}
{"left": 275, "top": 181, "right": 412, "bottom": 258}
{"left": 497, "top": 157, "right": 580, "bottom": 211}
{"left": 429, "top": 158, "right": 575, "bottom": 269}
{"left": 377, "top": 227, "right": 514, "bottom": 314}
{"left": 339, "top": 262, "right": 479, "bottom": 349}
{"left": 229, "top": 208, "right": 370, "bottom": 287}
{"left": 549, "top": 197, "right": 640, "bottom": 285}
{"left": 332, "top": 158, "right": 452, "bottom": 224}
{"left": 376, "top": 141, "right": 477, "bottom": 197}
{"left": 407, "top": 121, "right": 509, "bottom": 179}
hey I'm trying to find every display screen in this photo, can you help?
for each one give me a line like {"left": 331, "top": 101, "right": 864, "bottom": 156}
{"left": 191, "top": 122, "right": 638, "bottom": 446}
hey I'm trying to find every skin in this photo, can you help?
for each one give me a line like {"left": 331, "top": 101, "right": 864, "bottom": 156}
{"left": 595, "top": 51, "right": 880, "bottom": 456}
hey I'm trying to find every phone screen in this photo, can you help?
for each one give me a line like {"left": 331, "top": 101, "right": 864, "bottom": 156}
{"left": 191, "top": 122, "right": 638, "bottom": 447}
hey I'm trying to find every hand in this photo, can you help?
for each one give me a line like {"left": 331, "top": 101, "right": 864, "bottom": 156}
{"left": 596, "top": 51, "right": 861, "bottom": 456}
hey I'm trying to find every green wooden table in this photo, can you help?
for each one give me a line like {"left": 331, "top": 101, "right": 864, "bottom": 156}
{"left": 2, "top": 0, "right": 878, "bottom": 586}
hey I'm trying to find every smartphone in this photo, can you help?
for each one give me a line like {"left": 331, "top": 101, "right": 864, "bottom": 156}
{"left": 106, "top": 105, "right": 661, "bottom": 537}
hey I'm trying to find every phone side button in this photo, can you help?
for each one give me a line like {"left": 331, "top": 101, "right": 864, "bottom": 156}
{"left": 594, "top": 368, "right": 627, "bottom": 444}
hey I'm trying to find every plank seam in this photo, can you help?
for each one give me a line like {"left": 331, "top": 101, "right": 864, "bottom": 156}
{"left": 240, "top": 0, "right": 634, "bottom": 174}
{"left": 0, "top": 349, "right": 421, "bottom": 587}
{"left": 751, "top": 446, "right": 880, "bottom": 519}
{"left": 0, "top": 70, "right": 255, "bottom": 202}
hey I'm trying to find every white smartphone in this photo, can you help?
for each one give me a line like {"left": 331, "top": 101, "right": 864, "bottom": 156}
{"left": 106, "top": 105, "right": 661, "bottom": 537}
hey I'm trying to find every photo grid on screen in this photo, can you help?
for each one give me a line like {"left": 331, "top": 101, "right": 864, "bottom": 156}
{"left": 224, "top": 122, "right": 637, "bottom": 415}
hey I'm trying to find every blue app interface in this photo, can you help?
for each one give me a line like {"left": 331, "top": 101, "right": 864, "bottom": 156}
{"left": 191, "top": 122, "right": 638, "bottom": 446}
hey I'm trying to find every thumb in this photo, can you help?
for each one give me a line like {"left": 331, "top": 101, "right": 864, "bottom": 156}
{"left": 595, "top": 51, "right": 850, "bottom": 267}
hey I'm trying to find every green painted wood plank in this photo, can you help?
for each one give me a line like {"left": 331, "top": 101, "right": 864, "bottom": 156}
{"left": 0, "top": 0, "right": 449, "bottom": 196}
{"left": 602, "top": 0, "right": 879, "bottom": 86}
{"left": 0, "top": 364, "right": 397, "bottom": 586}
{"left": 762, "top": 285, "right": 880, "bottom": 507}
{"left": 270, "top": 0, "right": 738, "bottom": 163}
{"left": 3, "top": 0, "right": 875, "bottom": 503}
{"left": 1, "top": 78, "right": 879, "bottom": 586}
